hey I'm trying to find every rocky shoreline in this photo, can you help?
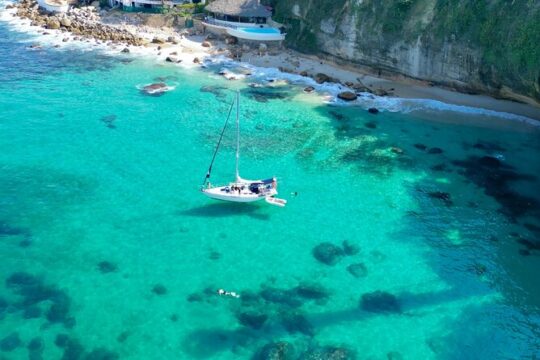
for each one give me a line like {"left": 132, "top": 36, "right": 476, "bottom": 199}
{"left": 10, "top": 0, "right": 145, "bottom": 46}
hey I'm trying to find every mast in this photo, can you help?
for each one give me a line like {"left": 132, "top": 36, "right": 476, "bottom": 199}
{"left": 235, "top": 90, "right": 240, "bottom": 182}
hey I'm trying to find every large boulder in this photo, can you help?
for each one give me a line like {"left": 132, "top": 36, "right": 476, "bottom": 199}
{"left": 312, "top": 242, "right": 344, "bottom": 266}
{"left": 314, "top": 73, "right": 331, "bottom": 84}
{"left": 152, "top": 37, "right": 166, "bottom": 44}
{"left": 225, "top": 36, "right": 238, "bottom": 45}
{"left": 60, "top": 17, "right": 71, "bottom": 28}
{"left": 337, "top": 91, "right": 357, "bottom": 101}
{"left": 141, "top": 83, "right": 168, "bottom": 95}
{"left": 201, "top": 41, "right": 211, "bottom": 48}
{"left": 46, "top": 18, "right": 60, "bottom": 30}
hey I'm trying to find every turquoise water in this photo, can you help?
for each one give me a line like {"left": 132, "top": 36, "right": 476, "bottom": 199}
{"left": 1, "top": 9, "right": 540, "bottom": 360}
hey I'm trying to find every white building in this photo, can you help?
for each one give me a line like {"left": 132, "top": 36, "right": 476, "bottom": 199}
{"left": 203, "top": 0, "right": 285, "bottom": 41}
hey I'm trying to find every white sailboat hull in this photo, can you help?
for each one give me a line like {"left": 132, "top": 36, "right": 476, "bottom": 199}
{"left": 202, "top": 184, "right": 277, "bottom": 203}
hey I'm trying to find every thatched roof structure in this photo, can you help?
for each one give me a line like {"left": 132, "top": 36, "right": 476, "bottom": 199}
{"left": 205, "top": 0, "right": 271, "bottom": 17}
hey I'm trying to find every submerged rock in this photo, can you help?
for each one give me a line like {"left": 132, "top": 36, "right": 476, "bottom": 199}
{"left": 368, "top": 107, "right": 379, "bottom": 114}
{"left": 281, "top": 312, "right": 314, "bottom": 336}
{"left": 300, "top": 346, "right": 355, "bottom": 360}
{"left": 260, "top": 287, "right": 302, "bottom": 308}
{"left": 141, "top": 82, "right": 169, "bottom": 96}
{"left": 237, "top": 311, "right": 268, "bottom": 330}
{"left": 98, "top": 261, "right": 117, "bottom": 273}
{"left": 360, "top": 291, "right": 401, "bottom": 313}
{"left": 364, "top": 121, "right": 377, "bottom": 129}
{"left": 342, "top": 240, "right": 360, "bottom": 255}
{"left": 414, "top": 143, "right": 427, "bottom": 151}
{"left": 427, "top": 191, "right": 453, "bottom": 206}
{"left": 55, "top": 334, "right": 70, "bottom": 348}
{"left": 347, "top": 263, "right": 368, "bottom": 278}
{"left": 0, "top": 332, "right": 21, "bottom": 352}
{"left": 304, "top": 86, "right": 315, "bottom": 93}
{"left": 312, "top": 242, "right": 344, "bottom": 266}
{"left": 253, "top": 342, "right": 295, "bottom": 360}
{"left": 427, "top": 147, "right": 443, "bottom": 154}
{"left": 27, "top": 337, "right": 44, "bottom": 352}
{"left": 294, "top": 283, "right": 329, "bottom": 300}
{"left": 152, "top": 284, "right": 167, "bottom": 296}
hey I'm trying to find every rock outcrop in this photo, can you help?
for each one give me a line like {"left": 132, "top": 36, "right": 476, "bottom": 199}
{"left": 273, "top": 0, "right": 540, "bottom": 104}
{"left": 14, "top": 0, "right": 145, "bottom": 46}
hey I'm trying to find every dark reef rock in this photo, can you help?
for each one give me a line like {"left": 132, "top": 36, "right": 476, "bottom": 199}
{"left": 281, "top": 313, "right": 314, "bottom": 336}
{"left": 152, "top": 284, "right": 167, "bottom": 296}
{"left": 360, "top": 291, "right": 401, "bottom": 313}
{"left": 6, "top": 272, "right": 40, "bottom": 289}
{"left": 347, "top": 263, "right": 368, "bottom": 278}
{"left": 427, "top": 147, "right": 443, "bottom": 154}
{"left": 55, "top": 334, "right": 70, "bottom": 348}
{"left": 28, "top": 337, "right": 44, "bottom": 352}
{"left": 19, "top": 238, "right": 33, "bottom": 247}
{"left": 237, "top": 311, "right": 268, "bottom": 330}
{"left": 472, "top": 141, "right": 505, "bottom": 152}
{"left": 45, "top": 292, "right": 71, "bottom": 324}
{"left": 312, "top": 242, "right": 344, "bottom": 266}
{"left": 260, "top": 288, "right": 302, "bottom": 308}
{"left": 364, "top": 121, "right": 377, "bottom": 129}
{"left": 342, "top": 240, "right": 360, "bottom": 256}
{"left": 245, "top": 88, "right": 290, "bottom": 103}
{"left": 187, "top": 293, "right": 203, "bottom": 302}
{"left": 329, "top": 111, "right": 345, "bottom": 121}
{"left": 253, "top": 341, "right": 295, "bottom": 360}
{"left": 5, "top": 271, "right": 72, "bottom": 326}
{"left": 0, "top": 332, "right": 21, "bottom": 352}
{"left": 452, "top": 155, "right": 539, "bottom": 220}
{"left": 427, "top": 191, "right": 453, "bottom": 206}
{"left": 368, "top": 107, "right": 379, "bottom": 114}
{"left": 414, "top": 143, "right": 427, "bottom": 151}
{"left": 430, "top": 163, "right": 447, "bottom": 172}
{"left": 387, "top": 351, "right": 404, "bottom": 360}
{"left": 300, "top": 346, "right": 355, "bottom": 360}
{"left": 0, "top": 223, "right": 29, "bottom": 237}
{"left": 294, "top": 283, "right": 329, "bottom": 300}
{"left": 98, "top": 261, "right": 118, "bottom": 273}
{"left": 62, "top": 338, "right": 85, "bottom": 360}
{"left": 100, "top": 115, "right": 117, "bottom": 129}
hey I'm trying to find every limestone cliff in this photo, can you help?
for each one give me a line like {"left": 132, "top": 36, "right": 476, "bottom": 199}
{"left": 269, "top": 0, "right": 540, "bottom": 104}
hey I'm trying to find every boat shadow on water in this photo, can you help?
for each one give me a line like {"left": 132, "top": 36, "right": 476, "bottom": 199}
{"left": 180, "top": 285, "right": 492, "bottom": 358}
{"left": 179, "top": 202, "right": 270, "bottom": 221}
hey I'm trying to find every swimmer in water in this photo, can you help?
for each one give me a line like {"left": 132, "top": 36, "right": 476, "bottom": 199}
{"left": 291, "top": 192, "right": 298, "bottom": 197}
{"left": 217, "top": 289, "right": 240, "bottom": 298}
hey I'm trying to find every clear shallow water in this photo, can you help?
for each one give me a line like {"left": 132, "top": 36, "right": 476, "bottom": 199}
{"left": 1, "top": 10, "right": 540, "bottom": 360}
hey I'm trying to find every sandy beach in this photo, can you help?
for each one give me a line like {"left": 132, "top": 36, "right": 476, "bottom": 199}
{"left": 2, "top": 2, "right": 540, "bottom": 123}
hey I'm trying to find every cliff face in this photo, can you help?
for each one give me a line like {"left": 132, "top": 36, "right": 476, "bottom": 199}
{"left": 270, "top": 0, "right": 540, "bottom": 104}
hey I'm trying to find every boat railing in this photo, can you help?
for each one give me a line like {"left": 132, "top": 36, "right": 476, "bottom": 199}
{"left": 202, "top": 17, "right": 238, "bottom": 29}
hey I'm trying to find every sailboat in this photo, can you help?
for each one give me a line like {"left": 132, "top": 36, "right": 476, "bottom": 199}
{"left": 201, "top": 91, "right": 287, "bottom": 207}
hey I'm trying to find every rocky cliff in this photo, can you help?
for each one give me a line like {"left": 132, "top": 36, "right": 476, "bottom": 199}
{"left": 269, "top": 0, "right": 540, "bottom": 104}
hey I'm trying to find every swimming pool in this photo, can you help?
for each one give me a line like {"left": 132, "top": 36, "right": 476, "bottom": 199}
{"left": 227, "top": 26, "right": 285, "bottom": 41}
{"left": 239, "top": 27, "right": 281, "bottom": 34}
